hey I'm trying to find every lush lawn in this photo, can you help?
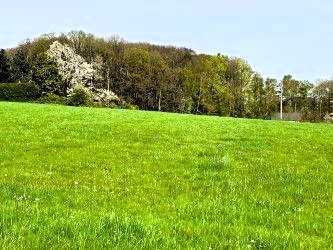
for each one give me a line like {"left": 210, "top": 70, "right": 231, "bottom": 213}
{"left": 0, "top": 101, "right": 332, "bottom": 249}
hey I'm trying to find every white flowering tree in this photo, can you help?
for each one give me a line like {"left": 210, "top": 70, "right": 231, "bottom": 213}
{"left": 47, "top": 41, "right": 95, "bottom": 88}
{"left": 47, "top": 41, "right": 119, "bottom": 105}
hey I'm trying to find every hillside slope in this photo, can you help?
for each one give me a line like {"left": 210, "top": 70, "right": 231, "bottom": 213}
{"left": 0, "top": 102, "right": 332, "bottom": 248}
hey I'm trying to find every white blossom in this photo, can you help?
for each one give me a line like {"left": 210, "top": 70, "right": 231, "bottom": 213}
{"left": 47, "top": 41, "right": 119, "bottom": 104}
{"left": 94, "top": 88, "right": 119, "bottom": 104}
{"left": 48, "top": 41, "right": 96, "bottom": 89}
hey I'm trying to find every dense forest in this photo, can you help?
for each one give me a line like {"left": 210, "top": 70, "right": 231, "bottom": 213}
{"left": 0, "top": 31, "right": 331, "bottom": 121}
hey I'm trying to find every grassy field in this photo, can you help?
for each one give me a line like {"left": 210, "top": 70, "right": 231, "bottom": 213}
{"left": 0, "top": 101, "right": 332, "bottom": 249}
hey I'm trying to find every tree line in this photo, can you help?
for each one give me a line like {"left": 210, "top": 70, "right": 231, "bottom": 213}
{"left": 0, "top": 31, "right": 331, "bottom": 121}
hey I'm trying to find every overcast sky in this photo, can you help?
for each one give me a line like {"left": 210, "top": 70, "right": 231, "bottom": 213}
{"left": 1, "top": 0, "right": 332, "bottom": 82}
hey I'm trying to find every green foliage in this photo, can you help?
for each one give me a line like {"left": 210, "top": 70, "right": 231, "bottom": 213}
{"left": 66, "top": 85, "right": 93, "bottom": 106}
{"left": 10, "top": 46, "right": 31, "bottom": 83}
{"left": 121, "top": 47, "right": 169, "bottom": 110}
{"left": 2, "top": 31, "right": 330, "bottom": 121}
{"left": 0, "top": 49, "right": 11, "bottom": 83}
{"left": 120, "top": 102, "right": 139, "bottom": 110}
{"left": 281, "top": 75, "right": 311, "bottom": 113}
{"left": 0, "top": 82, "right": 40, "bottom": 100}
{"left": 310, "top": 80, "right": 332, "bottom": 115}
{"left": 29, "top": 53, "right": 65, "bottom": 95}
{"left": 246, "top": 73, "right": 266, "bottom": 118}
{"left": 183, "top": 55, "right": 226, "bottom": 114}
{"left": 224, "top": 58, "right": 253, "bottom": 117}
{"left": 0, "top": 101, "right": 332, "bottom": 248}
{"left": 37, "top": 93, "right": 66, "bottom": 104}
{"left": 263, "top": 78, "right": 279, "bottom": 118}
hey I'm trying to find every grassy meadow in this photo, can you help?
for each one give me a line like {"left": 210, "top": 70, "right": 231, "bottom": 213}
{"left": 0, "top": 101, "right": 332, "bottom": 248}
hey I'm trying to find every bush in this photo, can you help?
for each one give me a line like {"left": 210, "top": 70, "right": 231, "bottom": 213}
{"left": 67, "top": 85, "right": 93, "bottom": 106}
{"left": 0, "top": 82, "right": 40, "bottom": 100}
{"left": 324, "top": 113, "right": 333, "bottom": 123}
{"left": 120, "top": 102, "right": 139, "bottom": 110}
{"left": 37, "top": 93, "right": 66, "bottom": 105}
{"left": 93, "top": 88, "right": 119, "bottom": 107}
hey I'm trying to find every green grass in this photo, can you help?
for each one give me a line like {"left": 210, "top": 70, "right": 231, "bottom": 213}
{"left": 0, "top": 101, "right": 332, "bottom": 249}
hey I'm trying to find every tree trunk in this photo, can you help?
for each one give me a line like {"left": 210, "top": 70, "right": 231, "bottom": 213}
{"left": 107, "top": 70, "right": 110, "bottom": 91}
{"left": 158, "top": 89, "right": 162, "bottom": 111}
{"left": 196, "top": 75, "right": 203, "bottom": 113}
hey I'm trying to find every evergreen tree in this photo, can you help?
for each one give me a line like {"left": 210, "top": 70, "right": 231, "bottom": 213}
{"left": 0, "top": 49, "right": 11, "bottom": 83}
{"left": 11, "top": 47, "right": 31, "bottom": 82}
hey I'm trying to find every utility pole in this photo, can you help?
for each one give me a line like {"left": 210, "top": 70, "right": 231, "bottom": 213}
{"left": 280, "top": 80, "right": 283, "bottom": 120}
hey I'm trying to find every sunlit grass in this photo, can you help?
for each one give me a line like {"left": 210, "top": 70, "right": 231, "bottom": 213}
{"left": 0, "top": 101, "right": 332, "bottom": 248}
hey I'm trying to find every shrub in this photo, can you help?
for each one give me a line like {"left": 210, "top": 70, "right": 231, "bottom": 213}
{"left": 120, "top": 103, "right": 139, "bottom": 110}
{"left": 37, "top": 93, "right": 66, "bottom": 105}
{"left": 67, "top": 85, "right": 93, "bottom": 106}
{"left": 0, "top": 82, "right": 40, "bottom": 100}
{"left": 324, "top": 113, "right": 333, "bottom": 123}
{"left": 93, "top": 88, "right": 119, "bottom": 107}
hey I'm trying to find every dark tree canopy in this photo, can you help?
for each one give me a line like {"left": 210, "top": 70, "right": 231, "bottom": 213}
{"left": 0, "top": 49, "right": 11, "bottom": 83}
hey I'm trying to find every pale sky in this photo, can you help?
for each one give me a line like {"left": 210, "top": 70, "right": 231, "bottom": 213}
{"left": 1, "top": 0, "right": 332, "bottom": 82}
